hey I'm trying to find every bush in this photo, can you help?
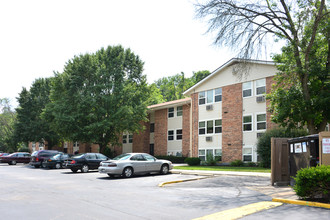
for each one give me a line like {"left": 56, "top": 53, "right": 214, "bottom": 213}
{"left": 293, "top": 165, "right": 330, "bottom": 201}
{"left": 184, "top": 157, "right": 201, "bottom": 166}
{"left": 230, "top": 160, "right": 244, "bottom": 167}
{"left": 156, "top": 155, "right": 187, "bottom": 163}
{"left": 257, "top": 128, "right": 308, "bottom": 168}
{"left": 206, "top": 153, "right": 217, "bottom": 166}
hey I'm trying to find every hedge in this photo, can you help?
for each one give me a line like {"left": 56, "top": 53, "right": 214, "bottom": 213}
{"left": 156, "top": 155, "right": 187, "bottom": 163}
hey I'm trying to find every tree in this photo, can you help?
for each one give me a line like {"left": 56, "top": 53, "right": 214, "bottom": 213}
{"left": 196, "top": 0, "right": 329, "bottom": 133}
{"left": 44, "top": 45, "right": 150, "bottom": 153}
{"left": 0, "top": 98, "right": 16, "bottom": 152}
{"left": 15, "top": 78, "right": 59, "bottom": 148}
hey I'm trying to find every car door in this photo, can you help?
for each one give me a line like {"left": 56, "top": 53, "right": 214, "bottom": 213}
{"left": 85, "top": 153, "right": 98, "bottom": 169}
{"left": 143, "top": 154, "right": 161, "bottom": 172}
{"left": 130, "top": 154, "right": 147, "bottom": 173}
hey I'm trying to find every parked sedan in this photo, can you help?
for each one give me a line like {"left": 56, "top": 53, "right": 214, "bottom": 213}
{"left": 65, "top": 153, "right": 108, "bottom": 173}
{"left": 98, "top": 153, "right": 173, "bottom": 178}
{"left": 0, "top": 152, "right": 31, "bottom": 165}
{"left": 43, "top": 153, "right": 71, "bottom": 169}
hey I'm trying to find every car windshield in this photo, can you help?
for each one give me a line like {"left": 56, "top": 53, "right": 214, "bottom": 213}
{"left": 112, "top": 154, "right": 131, "bottom": 161}
{"left": 7, "top": 153, "right": 16, "bottom": 157}
{"left": 31, "top": 151, "right": 38, "bottom": 156}
{"left": 52, "top": 154, "right": 62, "bottom": 160}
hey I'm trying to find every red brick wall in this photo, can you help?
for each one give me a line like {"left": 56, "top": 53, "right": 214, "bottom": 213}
{"left": 133, "top": 121, "right": 150, "bottom": 153}
{"left": 191, "top": 93, "right": 199, "bottom": 157}
{"left": 266, "top": 76, "right": 277, "bottom": 130}
{"left": 182, "top": 103, "right": 191, "bottom": 157}
{"left": 154, "top": 109, "right": 168, "bottom": 156}
{"left": 222, "top": 83, "right": 243, "bottom": 163}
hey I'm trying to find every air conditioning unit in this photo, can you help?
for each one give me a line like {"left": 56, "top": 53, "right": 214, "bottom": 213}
{"left": 256, "top": 96, "right": 266, "bottom": 103}
{"left": 206, "top": 136, "right": 213, "bottom": 142}
{"left": 206, "top": 105, "right": 213, "bottom": 111}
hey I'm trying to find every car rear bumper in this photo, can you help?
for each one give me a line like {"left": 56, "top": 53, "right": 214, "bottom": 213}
{"left": 98, "top": 166, "right": 122, "bottom": 175}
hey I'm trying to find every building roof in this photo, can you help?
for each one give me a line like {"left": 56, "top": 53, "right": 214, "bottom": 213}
{"left": 148, "top": 97, "right": 191, "bottom": 111}
{"left": 183, "top": 58, "right": 275, "bottom": 96}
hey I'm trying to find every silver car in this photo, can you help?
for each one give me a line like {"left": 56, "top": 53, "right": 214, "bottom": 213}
{"left": 98, "top": 153, "right": 173, "bottom": 178}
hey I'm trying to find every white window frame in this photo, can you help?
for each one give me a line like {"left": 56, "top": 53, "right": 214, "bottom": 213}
{"left": 255, "top": 79, "right": 266, "bottom": 96}
{"left": 199, "top": 148, "right": 222, "bottom": 161}
{"left": 168, "top": 107, "right": 174, "bottom": 118}
{"left": 243, "top": 147, "right": 253, "bottom": 162}
{"left": 168, "top": 130, "right": 174, "bottom": 141}
{"left": 215, "top": 119, "right": 222, "bottom": 133}
{"left": 177, "top": 106, "right": 183, "bottom": 117}
{"left": 206, "top": 90, "right": 214, "bottom": 104}
{"left": 122, "top": 134, "right": 127, "bottom": 144}
{"left": 215, "top": 88, "right": 222, "bottom": 102}
{"left": 199, "top": 121, "right": 206, "bottom": 135}
{"left": 128, "top": 134, "right": 133, "bottom": 143}
{"left": 256, "top": 113, "right": 267, "bottom": 131}
{"left": 243, "top": 81, "right": 253, "bottom": 98}
{"left": 176, "top": 129, "right": 182, "bottom": 140}
{"left": 199, "top": 91, "right": 206, "bottom": 105}
{"left": 243, "top": 114, "right": 253, "bottom": 132}
{"left": 199, "top": 119, "right": 222, "bottom": 135}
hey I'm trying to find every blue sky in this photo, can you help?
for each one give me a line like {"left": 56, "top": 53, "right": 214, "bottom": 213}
{"left": 0, "top": 0, "right": 279, "bottom": 107}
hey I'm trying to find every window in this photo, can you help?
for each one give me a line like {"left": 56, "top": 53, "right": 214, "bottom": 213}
{"left": 150, "top": 123, "right": 154, "bottom": 133}
{"left": 214, "top": 149, "right": 222, "bottom": 161}
{"left": 243, "top": 81, "right": 252, "bottom": 97}
{"left": 243, "top": 115, "right": 252, "bottom": 131}
{"left": 256, "top": 79, "right": 266, "bottom": 95}
{"left": 243, "top": 148, "right": 252, "bottom": 162}
{"left": 176, "top": 129, "right": 182, "bottom": 140}
{"left": 256, "top": 114, "right": 266, "bottom": 130}
{"left": 215, "top": 88, "right": 222, "bottom": 102}
{"left": 207, "top": 90, "right": 213, "bottom": 103}
{"left": 168, "top": 107, "right": 174, "bottom": 118}
{"left": 122, "top": 135, "right": 127, "bottom": 144}
{"left": 128, "top": 134, "right": 133, "bottom": 143}
{"left": 207, "top": 120, "right": 213, "bottom": 134}
{"left": 199, "top": 121, "right": 206, "bottom": 135}
{"left": 177, "top": 106, "right": 183, "bottom": 116}
{"left": 199, "top": 91, "right": 206, "bottom": 105}
{"left": 215, "top": 119, "right": 222, "bottom": 133}
{"left": 168, "top": 130, "right": 174, "bottom": 141}
{"left": 199, "top": 150, "right": 206, "bottom": 161}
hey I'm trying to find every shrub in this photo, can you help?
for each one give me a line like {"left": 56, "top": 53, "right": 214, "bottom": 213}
{"left": 206, "top": 153, "right": 217, "bottom": 166}
{"left": 293, "top": 165, "right": 330, "bottom": 201}
{"left": 257, "top": 128, "right": 308, "bottom": 168}
{"left": 245, "top": 162, "right": 257, "bottom": 167}
{"left": 184, "top": 157, "right": 201, "bottom": 166}
{"left": 230, "top": 160, "right": 244, "bottom": 167}
{"left": 156, "top": 155, "right": 187, "bottom": 163}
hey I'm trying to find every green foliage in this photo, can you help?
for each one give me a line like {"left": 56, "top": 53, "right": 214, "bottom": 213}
{"left": 293, "top": 165, "right": 330, "bottom": 201}
{"left": 102, "top": 146, "right": 114, "bottom": 159}
{"left": 257, "top": 128, "right": 308, "bottom": 168}
{"left": 206, "top": 153, "right": 217, "bottom": 166}
{"left": 0, "top": 98, "right": 17, "bottom": 152}
{"left": 156, "top": 155, "right": 187, "bottom": 163}
{"left": 44, "top": 45, "right": 149, "bottom": 153}
{"left": 230, "top": 160, "right": 244, "bottom": 167}
{"left": 184, "top": 157, "right": 201, "bottom": 166}
{"left": 15, "top": 78, "right": 60, "bottom": 148}
{"left": 155, "top": 70, "right": 210, "bottom": 102}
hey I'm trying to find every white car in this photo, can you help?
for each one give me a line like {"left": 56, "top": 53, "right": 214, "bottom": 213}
{"left": 98, "top": 153, "right": 173, "bottom": 178}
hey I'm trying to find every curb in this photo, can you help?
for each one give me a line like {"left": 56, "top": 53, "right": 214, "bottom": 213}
{"left": 158, "top": 176, "right": 211, "bottom": 187}
{"left": 272, "top": 198, "right": 330, "bottom": 209}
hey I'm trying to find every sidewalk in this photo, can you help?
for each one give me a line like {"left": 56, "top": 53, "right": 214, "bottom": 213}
{"left": 168, "top": 166, "right": 329, "bottom": 209}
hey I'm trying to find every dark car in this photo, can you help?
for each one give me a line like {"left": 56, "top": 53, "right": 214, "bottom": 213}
{"left": 0, "top": 153, "right": 9, "bottom": 157}
{"left": 43, "top": 153, "right": 72, "bottom": 169}
{"left": 65, "top": 153, "right": 108, "bottom": 173}
{"left": 30, "top": 150, "right": 59, "bottom": 168}
{"left": 0, "top": 152, "right": 31, "bottom": 165}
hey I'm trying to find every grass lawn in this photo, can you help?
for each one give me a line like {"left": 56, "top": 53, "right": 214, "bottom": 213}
{"left": 173, "top": 166, "right": 271, "bottom": 173}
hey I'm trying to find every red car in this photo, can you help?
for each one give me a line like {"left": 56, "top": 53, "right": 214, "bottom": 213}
{"left": 0, "top": 152, "right": 31, "bottom": 165}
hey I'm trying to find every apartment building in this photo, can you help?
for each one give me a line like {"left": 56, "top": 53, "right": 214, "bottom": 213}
{"left": 142, "top": 58, "right": 277, "bottom": 163}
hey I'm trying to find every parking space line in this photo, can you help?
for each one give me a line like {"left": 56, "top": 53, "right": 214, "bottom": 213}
{"left": 158, "top": 176, "right": 211, "bottom": 187}
{"left": 192, "top": 201, "right": 283, "bottom": 220}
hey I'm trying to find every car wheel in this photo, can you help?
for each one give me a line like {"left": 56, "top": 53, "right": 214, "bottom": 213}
{"left": 41, "top": 161, "right": 47, "bottom": 168}
{"left": 71, "top": 169, "right": 78, "bottom": 173}
{"left": 11, "top": 160, "right": 17, "bottom": 165}
{"left": 81, "top": 164, "right": 89, "bottom": 173}
{"left": 160, "top": 164, "right": 169, "bottom": 175}
{"left": 122, "top": 167, "right": 133, "bottom": 178}
{"left": 55, "top": 163, "right": 61, "bottom": 169}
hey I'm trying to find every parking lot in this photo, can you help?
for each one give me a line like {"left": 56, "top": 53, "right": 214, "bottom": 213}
{"left": 0, "top": 164, "right": 328, "bottom": 220}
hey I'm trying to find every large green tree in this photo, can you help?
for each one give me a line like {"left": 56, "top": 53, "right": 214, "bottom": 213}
{"left": 44, "top": 45, "right": 150, "bottom": 153}
{"left": 196, "top": 0, "right": 329, "bottom": 133}
{"left": 15, "top": 78, "right": 59, "bottom": 148}
{"left": 0, "top": 98, "right": 16, "bottom": 152}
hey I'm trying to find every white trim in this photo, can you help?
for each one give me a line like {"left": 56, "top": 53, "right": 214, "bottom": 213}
{"left": 243, "top": 114, "right": 253, "bottom": 132}
{"left": 183, "top": 58, "right": 275, "bottom": 96}
{"left": 255, "top": 112, "right": 267, "bottom": 131}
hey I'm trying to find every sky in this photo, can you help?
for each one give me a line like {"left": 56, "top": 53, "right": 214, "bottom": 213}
{"left": 0, "top": 0, "right": 279, "bottom": 108}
